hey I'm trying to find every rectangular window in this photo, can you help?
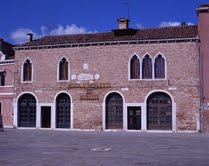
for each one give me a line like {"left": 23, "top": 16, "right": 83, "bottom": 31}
{"left": 0, "top": 102, "right": 2, "bottom": 114}
{"left": 0, "top": 71, "right": 6, "bottom": 86}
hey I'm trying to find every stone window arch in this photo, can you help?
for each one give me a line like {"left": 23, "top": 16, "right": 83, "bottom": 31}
{"left": 23, "top": 59, "right": 32, "bottom": 81}
{"left": 154, "top": 54, "right": 165, "bottom": 79}
{"left": 59, "top": 57, "right": 69, "bottom": 81}
{"left": 130, "top": 55, "right": 140, "bottom": 79}
{"left": 142, "top": 54, "right": 152, "bottom": 79}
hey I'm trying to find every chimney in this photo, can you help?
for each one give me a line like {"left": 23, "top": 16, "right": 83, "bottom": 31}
{"left": 197, "top": 4, "right": 209, "bottom": 48}
{"left": 118, "top": 18, "right": 129, "bottom": 29}
{"left": 27, "top": 33, "right": 33, "bottom": 42}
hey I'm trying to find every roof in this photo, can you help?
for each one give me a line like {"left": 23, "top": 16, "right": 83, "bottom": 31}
{"left": 16, "top": 25, "right": 198, "bottom": 49}
{"left": 0, "top": 38, "right": 15, "bottom": 59}
{"left": 197, "top": 4, "right": 209, "bottom": 13}
{"left": 199, "top": 4, "right": 209, "bottom": 8}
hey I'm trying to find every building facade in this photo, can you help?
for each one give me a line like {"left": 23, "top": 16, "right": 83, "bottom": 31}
{"left": 13, "top": 22, "right": 200, "bottom": 132}
{"left": 0, "top": 38, "right": 15, "bottom": 127}
{"left": 10, "top": 4, "right": 209, "bottom": 132}
{"left": 197, "top": 4, "right": 209, "bottom": 132}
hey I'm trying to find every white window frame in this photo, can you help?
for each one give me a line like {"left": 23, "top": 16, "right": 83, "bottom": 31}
{"left": 142, "top": 53, "right": 153, "bottom": 80}
{"left": 21, "top": 58, "right": 33, "bottom": 83}
{"left": 0, "top": 101, "right": 2, "bottom": 115}
{"left": 0, "top": 70, "right": 6, "bottom": 87}
{"left": 128, "top": 53, "right": 142, "bottom": 80}
{"left": 57, "top": 56, "right": 70, "bottom": 82}
{"left": 153, "top": 52, "right": 167, "bottom": 80}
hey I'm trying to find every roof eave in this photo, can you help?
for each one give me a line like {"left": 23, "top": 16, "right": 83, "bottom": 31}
{"left": 14, "top": 37, "right": 199, "bottom": 51}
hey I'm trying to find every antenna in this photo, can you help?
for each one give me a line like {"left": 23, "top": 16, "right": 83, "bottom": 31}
{"left": 47, "top": 17, "right": 52, "bottom": 35}
{"left": 128, "top": 0, "right": 130, "bottom": 19}
{"left": 121, "top": 0, "right": 131, "bottom": 19}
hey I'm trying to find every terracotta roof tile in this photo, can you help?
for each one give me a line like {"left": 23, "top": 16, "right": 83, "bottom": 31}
{"left": 17, "top": 25, "right": 198, "bottom": 47}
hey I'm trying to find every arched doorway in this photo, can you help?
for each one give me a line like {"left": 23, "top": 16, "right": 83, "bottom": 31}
{"left": 106, "top": 93, "right": 123, "bottom": 129}
{"left": 18, "top": 94, "right": 36, "bottom": 127}
{"left": 147, "top": 92, "right": 172, "bottom": 130}
{"left": 56, "top": 93, "right": 71, "bottom": 128}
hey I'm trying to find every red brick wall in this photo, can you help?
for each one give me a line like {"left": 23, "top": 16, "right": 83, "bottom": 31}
{"left": 198, "top": 7, "right": 209, "bottom": 132}
{"left": 15, "top": 42, "right": 199, "bottom": 131}
{"left": 0, "top": 62, "right": 15, "bottom": 127}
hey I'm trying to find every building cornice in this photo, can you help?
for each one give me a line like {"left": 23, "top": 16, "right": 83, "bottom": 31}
{"left": 0, "top": 59, "right": 15, "bottom": 65}
{"left": 14, "top": 37, "right": 198, "bottom": 51}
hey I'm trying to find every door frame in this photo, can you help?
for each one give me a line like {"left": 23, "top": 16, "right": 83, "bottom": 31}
{"left": 127, "top": 106, "right": 142, "bottom": 130}
{"left": 38, "top": 103, "right": 54, "bottom": 129}
{"left": 124, "top": 103, "right": 146, "bottom": 131}
{"left": 41, "top": 106, "right": 51, "bottom": 128}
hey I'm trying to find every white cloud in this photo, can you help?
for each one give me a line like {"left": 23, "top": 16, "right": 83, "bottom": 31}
{"left": 136, "top": 24, "right": 144, "bottom": 29}
{"left": 10, "top": 24, "right": 97, "bottom": 44}
{"left": 10, "top": 28, "right": 40, "bottom": 44}
{"left": 160, "top": 21, "right": 194, "bottom": 27}
{"left": 40, "top": 26, "right": 47, "bottom": 36}
{"left": 49, "top": 24, "right": 96, "bottom": 35}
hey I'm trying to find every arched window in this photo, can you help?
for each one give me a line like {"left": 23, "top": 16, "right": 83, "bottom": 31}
{"left": 18, "top": 94, "right": 36, "bottom": 127}
{"left": 59, "top": 58, "right": 68, "bottom": 80}
{"left": 106, "top": 93, "right": 123, "bottom": 129}
{"left": 155, "top": 54, "right": 165, "bottom": 79}
{"left": 23, "top": 59, "right": 32, "bottom": 81}
{"left": 56, "top": 93, "right": 71, "bottom": 128}
{"left": 147, "top": 92, "right": 172, "bottom": 130}
{"left": 130, "top": 55, "right": 140, "bottom": 79}
{"left": 142, "top": 55, "right": 152, "bottom": 79}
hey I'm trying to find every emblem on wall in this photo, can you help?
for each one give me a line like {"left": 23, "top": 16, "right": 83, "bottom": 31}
{"left": 71, "top": 73, "right": 100, "bottom": 81}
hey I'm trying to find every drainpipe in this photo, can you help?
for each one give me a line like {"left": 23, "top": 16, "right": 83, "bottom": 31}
{"left": 197, "top": 37, "right": 204, "bottom": 132}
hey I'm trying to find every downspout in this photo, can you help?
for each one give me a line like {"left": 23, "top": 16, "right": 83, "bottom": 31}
{"left": 201, "top": 46, "right": 205, "bottom": 133}
{"left": 197, "top": 37, "right": 204, "bottom": 132}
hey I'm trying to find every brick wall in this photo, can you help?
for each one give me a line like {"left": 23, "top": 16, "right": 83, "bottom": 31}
{"left": 197, "top": 5, "right": 209, "bottom": 132}
{"left": 0, "top": 62, "right": 15, "bottom": 127}
{"left": 15, "top": 42, "right": 199, "bottom": 131}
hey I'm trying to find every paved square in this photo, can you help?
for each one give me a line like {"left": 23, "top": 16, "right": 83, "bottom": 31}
{"left": 0, "top": 129, "right": 209, "bottom": 166}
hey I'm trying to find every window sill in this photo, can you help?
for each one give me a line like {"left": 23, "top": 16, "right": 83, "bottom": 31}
{"left": 128, "top": 79, "right": 167, "bottom": 81}
{"left": 21, "top": 81, "right": 33, "bottom": 83}
{"left": 0, "top": 85, "right": 13, "bottom": 88}
{"left": 57, "top": 80, "right": 70, "bottom": 82}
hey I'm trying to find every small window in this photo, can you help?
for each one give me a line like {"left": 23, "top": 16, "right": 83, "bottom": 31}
{"left": 142, "top": 55, "right": 152, "bottom": 79}
{"left": 0, "top": 102, "right": 1, "bottom": 114}
{"left": 59, "top": 58, "right": 68, "bottom": 80}
{"left": 130, "top": 55, "right": 140, "bottom": 79}
{"left": 0, "top": 102, "right": 2, "bottom": 115}
{"left": 155, "top": 54, "right": 165, "bottom": 79}
{"left": 0, "top": 71, "right": 6, "bottom": 86}
{"left": 23, "top": 59, "right": 32, "bottom": 81}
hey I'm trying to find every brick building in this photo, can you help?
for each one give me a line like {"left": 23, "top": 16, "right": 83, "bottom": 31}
{"left": 11, "top": 4, "right": 209, "bottom": 132}
{"left": 197, "top": 4, "right": 209, "bottom": 132}
{"left": 0, "top": 38, "right": 15, "bottom": 127}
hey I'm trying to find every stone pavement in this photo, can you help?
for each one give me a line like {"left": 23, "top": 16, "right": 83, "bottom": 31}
{"left": 0, "top": 129, "right": 209, "bottom": 166}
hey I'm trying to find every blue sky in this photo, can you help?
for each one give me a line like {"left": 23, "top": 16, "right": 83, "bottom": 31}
{"left": 1, "top": 0, "right": 208, "bottom": 44}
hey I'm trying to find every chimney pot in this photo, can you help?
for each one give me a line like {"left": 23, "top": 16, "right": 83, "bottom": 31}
{"left": 27, "top": 33, "right": 33, "bottom": 42}
{"left": 117, "top": 18, "right": 130, "bottom": 29}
